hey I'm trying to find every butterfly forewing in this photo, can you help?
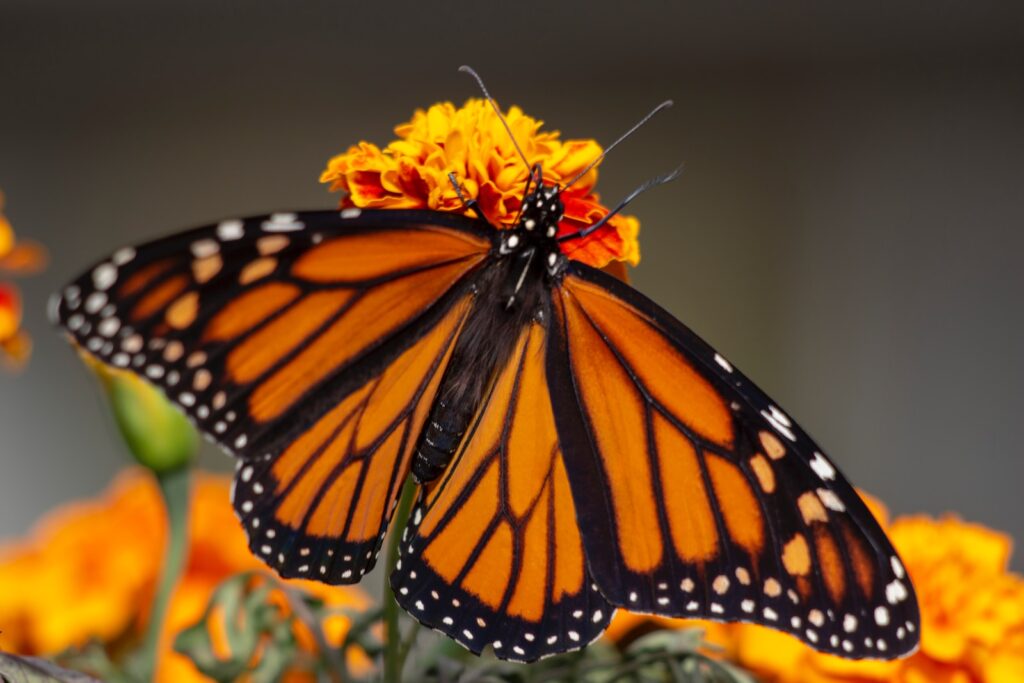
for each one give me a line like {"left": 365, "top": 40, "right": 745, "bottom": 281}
{"left": 547, "top": 264, "right": 919, "bottom": 659}
{"left": 54, "top": 209, "right": 493, "bottom": 581}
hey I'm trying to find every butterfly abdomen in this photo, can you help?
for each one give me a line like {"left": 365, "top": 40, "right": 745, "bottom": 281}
{"left": 411, "top": 255, "right": 548, "bottom": 483}
{"left": 413, "top": 400, "right": 473, "bottom": 482}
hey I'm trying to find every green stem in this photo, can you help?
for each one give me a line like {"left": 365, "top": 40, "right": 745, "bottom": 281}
{"left": 396, "top": 619, "right": 422, "bottom": 675}
{"left": 132, "top": 466, "right": 191, "bottom": 682}
{"left": 382, "top": 481, "right": 416, "bottom": 683}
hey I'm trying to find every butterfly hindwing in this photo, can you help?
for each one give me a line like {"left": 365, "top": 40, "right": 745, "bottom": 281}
{"left": 54, "top": 209, "right": 493, "bottom": 582}
{"left": 233, "top": 293, "right": 475, "bottom": 582}
{"left": 391, "top": 322, "right": 614, "bottom": 662}
{"left": 547, "top": 263, "right": 920, "bottom": 659}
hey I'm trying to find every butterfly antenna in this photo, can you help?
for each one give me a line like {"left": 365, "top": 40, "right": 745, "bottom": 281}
{"left": 564, "top": 100, "right": 674, "bottom": 190}
{"left": 459, "top": 65, "right": 532, "bottom": 171}
{"left": 558, "top": 165, "right": 684, "bottom": 242}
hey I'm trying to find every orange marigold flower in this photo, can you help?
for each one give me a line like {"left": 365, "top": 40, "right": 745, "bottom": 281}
{"left": 0, "top": 469, "right": 369, "bottom": 682}
{"left": 0, "top": 191, "right": 46, "bottom": 370}
{"left": 605, "top": 496, "right": 1024, "bottom": 683}
{"left": 320, "top": 99, "right": 641, "bottom": 269}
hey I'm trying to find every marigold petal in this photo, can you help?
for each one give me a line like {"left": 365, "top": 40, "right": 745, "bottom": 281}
{"left": 321, "top": 98, "right": 642, "bottom": 265}
{"left": 731, "top": 624, "right": 807, "bottom": 678}
{"left": 0, "top": 284, "right": 22, "bottom": 340}
{"left": 0, "top": 193, "right": 12, "bottom": 258}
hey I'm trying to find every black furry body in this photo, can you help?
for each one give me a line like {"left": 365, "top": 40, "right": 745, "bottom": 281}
{"left": 411, "top": 246, "right": 551, "bottom": 482}
{"left": 411, "top": 183, "right": 565, "bottom": 483}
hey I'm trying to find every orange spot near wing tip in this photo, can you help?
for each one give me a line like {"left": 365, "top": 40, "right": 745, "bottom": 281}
{"left": 130, "top": 274, "right": 189, "bottom": 321}
{"left": 166, "top": 291, "right": 199, "bottom": 329}
{"left": 192, "top": 254, "right": 223, "bottom": 283}
{"left": 797, "top": 491, "right": 829, "bottom": 525}
{"left": 759, "top": 431, "right": 786, "bottom": 460}
{"left": 749, "top": 454, "right": 776, "bottom": 493}
{"left": 782, "top": 534, "right": 811, "bottom": 577}
{"left": 239, "top": 257, "right": 278, "bottom": 285}
{"left": 257, "top": 234, "right": 290, "bottom": 256}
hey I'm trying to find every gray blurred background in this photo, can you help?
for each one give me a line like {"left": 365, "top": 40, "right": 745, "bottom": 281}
{"left": 1, "top": 2, "right": 1022, "bottom": 570}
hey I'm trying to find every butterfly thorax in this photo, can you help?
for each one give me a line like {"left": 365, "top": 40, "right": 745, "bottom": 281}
{"left": 411, "top": 183, "right": 566, "bottom": 483}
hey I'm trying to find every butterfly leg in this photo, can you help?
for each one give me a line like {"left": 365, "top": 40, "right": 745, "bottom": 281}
{"left": 447, "top": 172, "right": 486, "bottom": 221}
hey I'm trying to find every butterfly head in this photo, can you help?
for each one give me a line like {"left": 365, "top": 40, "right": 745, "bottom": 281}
{"left": 498, "top": 181, "right": 567, "bottom": 281}
{"left": 517, "top": 182, "right": 564, "bottom": 240}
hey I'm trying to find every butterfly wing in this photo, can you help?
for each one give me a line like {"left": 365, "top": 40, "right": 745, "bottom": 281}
{"left": 547, "top": 263, "right": 920, "bottom": 659}
{"left": 53, "top": 209, "right": 493, "bottom": 582}
{"left": 390, "top": 321, "right": 614, "bottom": 662}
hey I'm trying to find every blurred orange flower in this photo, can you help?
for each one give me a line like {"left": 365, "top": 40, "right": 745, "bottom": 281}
{"left": 606, "top": 496, "right": 1024, "bottom": 683}
{"left": 0, "top": 191, "right": 46, "bottom": 370}
{"left": 321, "top": 99, "right": 641, "bottom": 269}
{"left": 0, "top": 469, "right": 369, "bottom": 682}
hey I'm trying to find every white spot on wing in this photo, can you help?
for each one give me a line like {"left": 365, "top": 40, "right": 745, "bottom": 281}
{"left": 714, "top": 353, "right": 733, "bottom": 373}
{"left": 191, "top": 239, "right": 219, "bottom": 258}
{"left": 817, "top": 488, "right": 846, "bottom": 512}
{"left": 85, "top": 291, "right": 107, "bottom": 313}
{"left": 810, "top": 452, "right": 837, "bottom": 480}
{"left": 217, "top": 219, "right": 244, "bottom": 240}
{"left": 98, "top": 318, "right": 121, "bottom": 337}
{"left": 262, "top": 213, "right": 304, "bottom": 232}
{"left": 768, "top": 404, "right": 792, "bottom": 427}
{"left": 92, "top": 263, "right": 117, "bottom": 291}
{"left": 761, "top": 409, "right": 796, "bottom": 441}
{"left": 886, "top": 580, "right": 908, "bottom": 604}
{"left": 112, "top": 247, "right": 136, "bottom": 265}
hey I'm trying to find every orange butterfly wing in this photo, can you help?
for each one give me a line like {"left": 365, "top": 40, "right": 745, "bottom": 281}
{"left": 546, "top": 265, "right": 919, "bottom": 659}
{"left": 390, "top": 322, "right": 613, "bottom": 661}
{"left": 54, "top": 210, "right": 491, "bottom": 581}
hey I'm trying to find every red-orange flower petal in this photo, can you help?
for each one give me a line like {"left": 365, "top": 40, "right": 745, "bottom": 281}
{"left": 321, "top": 99, "right": 641, "bottom": 269}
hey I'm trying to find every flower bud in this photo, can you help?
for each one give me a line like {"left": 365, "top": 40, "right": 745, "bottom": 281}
{"left": 83, "top": 352, "right": 198, "bottom": 472}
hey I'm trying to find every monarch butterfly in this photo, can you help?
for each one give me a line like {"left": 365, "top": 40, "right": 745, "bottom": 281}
{"left": 53, "top": 75, "right": 919, "bottom": 664}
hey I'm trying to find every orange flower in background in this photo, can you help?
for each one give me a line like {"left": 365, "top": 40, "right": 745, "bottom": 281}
{"left": 605, "top": 496, "right": 1024, "bottom": 683}
{"left": 0, "top": 470, "right": 369, "bottom": 682}
{"left": 0, "top": 190, "right": 46, "bottom": 370}
{"left": 321, "top": 99, "right": 641, "bottom": 269}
